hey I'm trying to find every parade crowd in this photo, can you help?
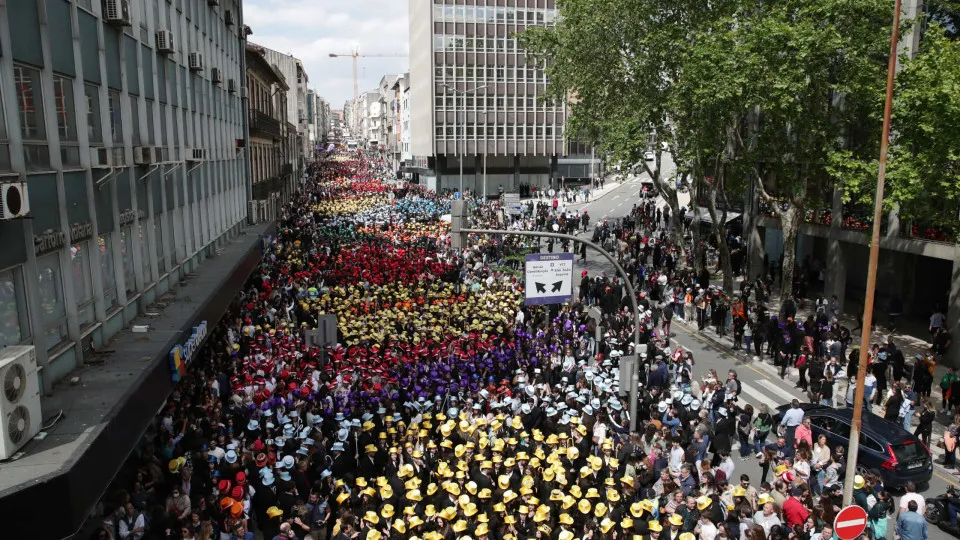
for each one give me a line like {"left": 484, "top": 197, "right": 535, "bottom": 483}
{"left": 90, "top": 152, "right": 928, "bottom": 540}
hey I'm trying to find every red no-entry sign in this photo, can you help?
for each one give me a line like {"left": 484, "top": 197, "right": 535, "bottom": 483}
{"left": 834, "top": 505, "right": 868, "bottom": 540}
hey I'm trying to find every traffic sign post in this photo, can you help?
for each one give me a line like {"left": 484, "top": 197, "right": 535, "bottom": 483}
{"left": 524, "top": 253, "right": 574, "bottom": 305}
{"left": 833, "top": 505, "right": 868, "bottom": 540}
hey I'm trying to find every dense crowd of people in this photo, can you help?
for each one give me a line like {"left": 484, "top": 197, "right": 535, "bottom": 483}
{"left": 90, "top": 152, "right": 923, "bottom": 540}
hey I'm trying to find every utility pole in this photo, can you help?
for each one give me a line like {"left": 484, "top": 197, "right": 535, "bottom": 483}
{"left": 451, "top": 200, "right": 645, "bottom": 431}
{"left": 843, "top": 0, "right": 902, "bottom": 507}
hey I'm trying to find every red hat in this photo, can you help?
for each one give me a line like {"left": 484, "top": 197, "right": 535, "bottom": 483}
{"left": 231, "top": 486, "right": 244, "bottom": 500}
{"left": 252, "top": 440, "right": 265, "bottom": 453}
{"left": 218, "top": 480, "right": 232, "bottom": 493}
{"left": 255, "top": 453, "right": 267, "bottom": 467}
{"left": 582, "top": 270, "right": 588, "bottom": 277}
{"left": 235, "top": 472, "right": 247, "bottom": 486}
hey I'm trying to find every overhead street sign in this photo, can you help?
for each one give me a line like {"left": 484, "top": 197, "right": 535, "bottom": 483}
{"left": 833, "top": 505, "right": 868, "bottom": 540}
{"left": 524, "top": 253, "right": 574, "bottom": 305}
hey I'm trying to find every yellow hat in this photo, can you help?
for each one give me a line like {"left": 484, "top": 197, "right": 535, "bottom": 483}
{"left": 630, "top": 502, "right": 644, "bottom": 517}
{"left": 407, "top": 489, "right": 422, "bottom": 502}
{"left": 381, "top": 485, "right": 393, "bottom": 499}
{"left": 452, "top": 520, "right": 468, "bottom": 533}
{"left": 559, "top": 513, "right": 574, "bottom": 525}
{"left": 854, "top": 474, "right": 866, "bottom": 489}
{"left": 476, "top": 523, "right": 489, "bottom": 536}
{"left": 621, "top": 516, "right": 634, "bottom": 529}
{"left": 503, "top": 490, "right": 518, "bottom": 504}
{"left": 600, "top": 517, "right": 615, "bottom": 533}
{"left": 578, "top": 499, "right": 592, "bottom": 514}
{"left": 445, "top": 483, "right": 460, "bottom": 496}
{"left": 336, "top": 492, "right": 350, "bottom": 504}
{"left": 381, "top": 504, "right": 395, "bottom": 519}
{"left": 498, "top": 475, "right": 511, "bottom": 489}
{"left": 668, "top": 513, "right": 684, "bottom": 526}
{"left": 607, "top": 489, "right": 621, "bottom": 502}
{"left": 366, "top": 531, "right": 381, "bottom": 540}
{"left": 585, "top": 487, "right": 600, "bottom": 499}
{"left": 364, "top": 510, "right": 380, "bottom": 525}
{"left": 438, "top": 506, "right": 457, "bottom": 521}
{"left": 679, "top": 534, "right": 696, "bottom": 540}
{"left": 465, "top": 481, "right": 478, "bottom": 495}
{"left": 758, "top": 493, "right": 774, "bottom": 505}
{"left": 392, "top": 519, "right": 406, "bottom": 534}
{"left": 424, "top": 504, "right": 436, "bottom": 517}
{"left": 266, "top": 506, "right": 283, "bottom": 518}
{"left": 649, "top": 520, "right": 664, "bottom": 532}
{"left": 697, "top": 495, "right": 712, "bottom": 511}
{"left": 594, "top": 502, "right": 608, "bottom": 518}
{"left": 732, "top": 486, "right": 747, "bottom": 497}
{"left": 464, "top": 502, "right": 479, "bottom": 517}
{"left": 409, "top": 515, "right": 424, "bottom": 528}
{"left": 621, "top": 475, "right": 635, "bottom": 488}
{"left": 559, "top": 531, "right": 575, "bottom": 540}
{"left": 550, "top": 489, "right": 565, "bottom": 501}
{"left": 478, "top": 488, "right": 492, "bottom": 499}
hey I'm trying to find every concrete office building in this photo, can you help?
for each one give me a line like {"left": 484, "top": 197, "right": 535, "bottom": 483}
{"left": 0, "top": 1, "right": 272, "bottom": 536}
{"left": 407, "top": 0, "right": 566, "bottom": 196}
{"left": 257, "top": 46, "right": 310, "bottom": 169}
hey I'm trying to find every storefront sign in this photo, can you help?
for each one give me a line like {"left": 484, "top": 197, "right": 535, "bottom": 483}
{"left": 169, "top": 320, "right": 208, "bottom": 381}
{"left": 69, "top": 222, "right": 93, "bottom": 243}
{"left": 34, "top": 230, "right": 65, "bottom": 255}
{"left": 119, "top": 209, "right": 146, "bottom": 227}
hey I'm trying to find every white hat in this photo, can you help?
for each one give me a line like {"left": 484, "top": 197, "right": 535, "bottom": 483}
{"left": 583, "top": 405, "right": 594, "bottom": 416}
{"left": 225, "top": 450, "right": 238, "bottom": 464}
{"left": 658, "top": 402, "right": 668, "bottom": 413}
{"left": 331, "top": 442, "right": 345, "bottom": 452}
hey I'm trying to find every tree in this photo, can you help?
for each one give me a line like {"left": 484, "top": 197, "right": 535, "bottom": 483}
{"left": 831, "top": 24, "right": 960, "bottom": 235}
{"left": 520, "top": 0, "right": 750, "bottom": 293}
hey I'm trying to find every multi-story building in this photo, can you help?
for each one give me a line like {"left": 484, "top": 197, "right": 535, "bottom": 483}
{"left": 408, "top": 0, "right": 567, "bottom": 196}
{"left": 394, "top": 74, "right": 413, "bottom": 178}
{"left": 378, "top": 74, "right": 401, "bottom": 167}
{"left": 343, "top": 100, "right": 355, "bottom": 138}
{"left": 246, "top": 42, "right": 290, "bottom": 216}
{"left": 256, "top": 46, "right": 309, "bottom": 169}
{"left": 0, "top": 1, "right": 273, "bottom": 536}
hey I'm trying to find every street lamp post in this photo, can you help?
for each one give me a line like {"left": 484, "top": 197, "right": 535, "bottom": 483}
{"left": 441, "top": 83, "right": 488, "bottom": 195}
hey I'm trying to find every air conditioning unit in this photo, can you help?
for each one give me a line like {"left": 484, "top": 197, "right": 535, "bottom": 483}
{"left": 247, "top": 200, "right": 259, "bottom": 225}
{"left": 0, "top": 346, "right": 41, "bottom": 460}
{"left": 186, "top": 148, "right": 206, "bottom": 162}
{"left": 134, "top": 146, "right": 155, "bottom": 165}
{"left": 228, "top": 78, "right": 237, "bottom": 94}
{"left": 103, "top": 0, "right": 132, "bottom": 26}
{"left": 224, "top": 10, "right": 235, "bottom": 26}
{"left": 0, "top": 182, "right": 30, "bottom": 220}
{"left": 240, "top": 87, "right": 248, "bottom": 99}
{"left": 111, "top": 147, "right": 126, "bottom": 167}
{"left": 188, "top": 52, "right": 204, "bottom": 72}
{"left": 211, "top": 68, "right": 223, "bottom": 85}
{"left": 90, "top": 146, "right": 112, "bottom": 168}
{"left": 156, "top": 30, "right": 174, "bottom": 54}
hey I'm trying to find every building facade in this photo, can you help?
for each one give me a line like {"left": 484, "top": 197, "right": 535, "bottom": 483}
{"left": 256, "top": 45, "right": 310, "bottom": 170}
{"left": 245, "top": 42, "right": 290, "bottom": 217}
{"left": 0, "top": 0, "right": 251, "bottom": 384}
{"left": 408, "top": 0, "right": 567, "bottom": 196}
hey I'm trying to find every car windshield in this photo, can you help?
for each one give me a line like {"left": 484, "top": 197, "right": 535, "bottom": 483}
{"left": 891, "top": 441, "right": 923, "bottom": 463}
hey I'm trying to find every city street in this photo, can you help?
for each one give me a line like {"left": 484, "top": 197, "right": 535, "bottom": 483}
{"left": 565, "top": 175, "right": 959, "bottom": 539}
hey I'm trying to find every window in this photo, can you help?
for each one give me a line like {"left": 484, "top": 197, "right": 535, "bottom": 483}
{"left": 145, "top": 99, "right": 155, "bottom": 144}
{"left": 71, "top": 241, "right": 96, "bottom": 329}
{"left": 121, "top": 226, "right": 136, "bottom": 293}
{"left": 15, "top": 65, "right": 50, "bottom": 170}
{"left": 433, "top": 5, "right": 443, "bottom": 22}
{"left": 85, "top": 85, "right": 102, "bottom": 143}
{"left": 109, "top": 91, "right": 123, "bottom": 144}
{"left": 99, "top": 234, "right": 118, "bottom": 310}
{"left": 0, "top": 267, "right": 30, "bottom": 347}
{"left": 0, "top": 83, "right": 9, "bottom": 171}
{"left": 139, "top": 222, "right": 150, "bottom": 283}
{"left": 129, "top": 95, "right": 141, "bottom": 146}
{"left": 14, "top": 65, "right": 45, "bottom": 140}
{"left": 37, "top": 253, "right": 68, "bottom": 351}
{"left": 434, "top": 36, "right": 444, "bottom": 52}
{"left": 53, "top": 77, "right": 78, "bottom": 142}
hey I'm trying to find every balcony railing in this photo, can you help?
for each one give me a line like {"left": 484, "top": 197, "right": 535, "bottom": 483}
{"left": 249, "top": 110, "right": 282, "bottom": 139}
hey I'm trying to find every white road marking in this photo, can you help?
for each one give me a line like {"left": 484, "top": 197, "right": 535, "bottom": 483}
{"left": 758, "top": 379, "right": 803, "bottom": 403}
{"left": 738, "top": 382, "right": 772, "bottom": 409}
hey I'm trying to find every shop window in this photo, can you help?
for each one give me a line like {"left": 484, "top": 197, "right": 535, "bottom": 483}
{"left": 37, "top": 253, "right": 68, "bottom": 351}
{"left": 0, "top": 267, "right": 31, "bottom": 347}
{"left": 99, "top": 234, "right": 118, "bottom": 310}
{"left": 70, "top": 241, "right": 96, "bottom": 329}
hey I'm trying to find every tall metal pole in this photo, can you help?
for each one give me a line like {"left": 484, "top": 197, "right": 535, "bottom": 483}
{"left": 842, "top": 0, "right": 902, "bottom": 507}
{"left": 459, "top": 90, "right": 464, "bottom": 195}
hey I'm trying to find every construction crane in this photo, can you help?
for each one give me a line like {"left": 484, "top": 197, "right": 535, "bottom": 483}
{"left": 328, "top": 49, "right": 408, "bottom": 140}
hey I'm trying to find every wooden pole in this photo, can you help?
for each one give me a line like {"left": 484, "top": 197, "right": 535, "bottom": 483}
{"left": 842, "top": 0, "right": 902, "bottom": 507}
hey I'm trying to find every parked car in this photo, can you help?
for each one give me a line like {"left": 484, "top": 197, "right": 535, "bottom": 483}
{"left": 644, "top": 151, "right": 656, "bottom": 162}
{"left": 774, "top": 404, "right": 933, "bottom": 488}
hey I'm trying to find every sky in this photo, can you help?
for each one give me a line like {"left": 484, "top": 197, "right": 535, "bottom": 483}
{"left": 244, "top": 0, "right": 411, "bottom": 109}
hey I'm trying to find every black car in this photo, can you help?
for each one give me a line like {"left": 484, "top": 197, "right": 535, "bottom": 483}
{"left": 774, "top": 404, "right": 933, "bottom": 488}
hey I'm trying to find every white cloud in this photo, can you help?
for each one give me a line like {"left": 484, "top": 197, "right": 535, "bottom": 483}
{"left": 244, "top": 0, "right": 410, "bottom": 108}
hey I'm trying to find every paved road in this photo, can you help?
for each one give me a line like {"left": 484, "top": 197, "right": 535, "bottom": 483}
{"left": 559, "top": 176, "right": 959, "bottom": 539}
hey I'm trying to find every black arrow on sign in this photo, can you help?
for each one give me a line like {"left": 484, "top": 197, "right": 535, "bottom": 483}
{"left": 535, "top": 282, "right": 546, "bottom": 293}
{"left": 551, "top": 281, "right": 563, "bottom": 292}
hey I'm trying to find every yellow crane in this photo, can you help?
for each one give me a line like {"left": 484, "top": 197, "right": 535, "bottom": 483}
{"left": 328, "top": 49, "right": 408, "bottom": 138}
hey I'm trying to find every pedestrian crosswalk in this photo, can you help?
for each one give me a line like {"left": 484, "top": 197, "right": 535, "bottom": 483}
{"left": 731, "top": 376, "right": 948, "bottom": 460}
